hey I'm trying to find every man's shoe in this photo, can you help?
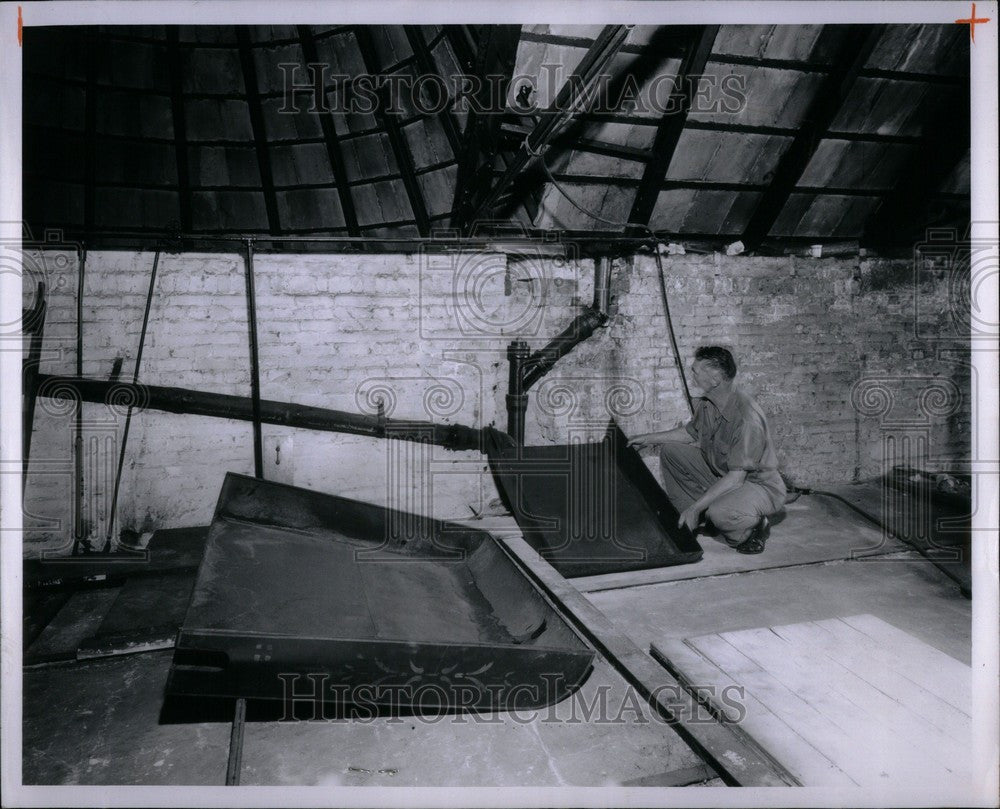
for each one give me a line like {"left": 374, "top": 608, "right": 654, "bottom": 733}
{"left": 736, "top": 516, "right": 770, "bottom": 555}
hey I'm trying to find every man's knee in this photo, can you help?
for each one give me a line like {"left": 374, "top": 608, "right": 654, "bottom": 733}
{"left": 658, "top": 440, "right": 695, "bottom": 467}
{"left": 706, "top": 495, "right": 760, "bottom": 534}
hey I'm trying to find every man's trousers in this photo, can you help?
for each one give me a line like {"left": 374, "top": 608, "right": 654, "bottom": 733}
{"left": 659, "top": 441, "right": 777, "bottom": 546}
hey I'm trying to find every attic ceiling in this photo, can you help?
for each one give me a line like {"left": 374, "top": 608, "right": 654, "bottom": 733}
{"left": 23, "top": 23, "right": 971, "bottom": 251}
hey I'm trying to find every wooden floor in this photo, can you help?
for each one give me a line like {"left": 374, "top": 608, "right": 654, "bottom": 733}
{"left": 653, "top": 614, "right": 972, "bottom": 788}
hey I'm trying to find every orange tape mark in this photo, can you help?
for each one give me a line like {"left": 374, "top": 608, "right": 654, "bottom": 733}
{"left": 18, "top": 5, "right": 23, "bottom": 47}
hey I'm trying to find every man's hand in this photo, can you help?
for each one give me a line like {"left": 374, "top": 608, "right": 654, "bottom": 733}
{"left": 627, "top": 432, "right": 661, "bottom": 451}
{"left": 628, "top": 421, "right": 693, "bottom": 452}
{"left": 678, "top": 505, "right": 702, "bottom": 533}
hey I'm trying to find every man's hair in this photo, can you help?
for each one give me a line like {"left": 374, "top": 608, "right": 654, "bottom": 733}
{"left": 695, "top": 346, "right": 737, "bottom": 379}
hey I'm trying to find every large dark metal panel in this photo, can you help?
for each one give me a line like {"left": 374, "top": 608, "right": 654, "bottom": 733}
{"left": 166, "top": 474, "right": 594, "bottom": 712}
{"left": 488, "top": 421, "right": 703, "bottom": 577}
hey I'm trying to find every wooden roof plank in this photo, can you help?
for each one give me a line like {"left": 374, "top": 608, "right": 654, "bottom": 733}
{"left": 235, "top": 27, "right": 282, "bottom": 235}
{"left": 740, "top": 25, "right": 886, "bottom": 251}
{"left": 166, "top": 27, "right": 192, "bottom": 231}
{"left": 626, "top": 25, "right": 720, "bottom": 234}
{"left": 354, "top": 26, "right": 432, "bottom": 236}
{"left": 298, "top": 25, "right": 361, "bottom": 235}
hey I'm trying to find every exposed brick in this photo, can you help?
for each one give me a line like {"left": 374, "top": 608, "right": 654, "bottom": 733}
{"left": 22, "top": 248, "right": 970, "bottom": 555}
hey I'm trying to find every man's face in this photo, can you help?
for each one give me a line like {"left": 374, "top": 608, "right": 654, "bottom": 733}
{"left": 690, "top": 359, "right": 718, "bottom": 393}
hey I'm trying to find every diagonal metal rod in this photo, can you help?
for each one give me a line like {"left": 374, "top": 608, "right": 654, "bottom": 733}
{"left": 469, "top": 24, "right": 632, "bottom": 221}
{"left": 103, "top": 250, "right": 161, "bottom": 551}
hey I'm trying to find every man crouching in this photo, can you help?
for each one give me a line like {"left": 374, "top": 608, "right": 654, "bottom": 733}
{"left": 629, "top": 346, "right": 785, "bottom": 554}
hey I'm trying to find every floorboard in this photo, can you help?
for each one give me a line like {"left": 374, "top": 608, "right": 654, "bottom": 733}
{"left": 653, "top": 615, "right": 972, "bottom": 789}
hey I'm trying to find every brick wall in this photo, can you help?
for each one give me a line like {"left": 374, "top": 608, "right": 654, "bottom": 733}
{"left": 22, "top": 247, "right": 970, "bottom": 555}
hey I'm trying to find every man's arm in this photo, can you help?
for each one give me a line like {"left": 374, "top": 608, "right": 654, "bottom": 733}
{"left": 678, "top": 469, "right": 748, "bottom": 531}
{"left": 627, "top": 424, "right": 694, "bottom": 450}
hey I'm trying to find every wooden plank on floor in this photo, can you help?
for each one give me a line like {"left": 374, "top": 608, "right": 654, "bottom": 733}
{"left": 815, "top": 615, "right": 971, "bottom": 715}
{"left": 652, "top": 639, "right": 858, "bottom": 786}
{"left": 687, "top": 631, "right": 884, "bottom": 786}
{"left": 669, "top": 615, "right": 973, "bottom": 787}
{"left": 720, "top": 624, "right": 968, "bottom": 785}
{"left": 78, "top": 569, "right": 195, "bottom": 658}
{"left": 25, "top": 587, "right": 121, "bottom": 664}
{"left": 772, "top": 620, "right": 970, "bottom": 744}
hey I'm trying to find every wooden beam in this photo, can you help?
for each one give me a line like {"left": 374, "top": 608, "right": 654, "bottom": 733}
{"left": 83, "top": 29, "right": 98, "bottom": 240}
{"left": 354, "top": 27, "right": 431, "bottom": 236}
{"left": 448, "top": 25, "right": 523, "bottom": 234}
{"left": 501, "top": 121, "right": 651, "bottom": 165}
{"left": 862, "top": 87, "right": 970, "bottom": 248}
{"left": 625, "top": 26, "right": 720, "bottom": 235}
{"left": 235, "top": 28, "right": 282, "bottom": 235}
{"left": 470, "top": 25, "right": 632, "bottom": 225}
{"left": 165, "top": 28, "right": 193, "bottom": 232}
{"left": 402, "top": 26, "right": 464, "bottom": 157}
{"left": 296, "top": 26, "right": 360, "bottom": 236}
{"left": 739, "top": 25, "right": 886, "bottom": 252}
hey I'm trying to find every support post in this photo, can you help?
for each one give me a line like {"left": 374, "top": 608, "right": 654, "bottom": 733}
{"left": 243, "top": 239, "right": 264, "bottom": 478}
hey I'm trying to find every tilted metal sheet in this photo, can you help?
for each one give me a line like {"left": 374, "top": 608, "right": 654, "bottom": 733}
{"left": 488, "top": 421, "right": 703, "bottom": 578}
{"left": 166, "top": 473, "right": 594, "bottom": 712}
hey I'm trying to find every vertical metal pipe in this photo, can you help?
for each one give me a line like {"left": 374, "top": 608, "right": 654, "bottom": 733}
{"left": 103, "top": 250, "right": 161, "bottom": 551}
{"left": 72, "top": 249, "right": 86, "bottom": 555}
{"left": 592, "top": 256, "right": 611, "bottom": 314}
{"left": 244, "top": 239, "right": 264, "bottom": 478}
{"left": 506, "top": 340, "right": 530, "bottom": 445}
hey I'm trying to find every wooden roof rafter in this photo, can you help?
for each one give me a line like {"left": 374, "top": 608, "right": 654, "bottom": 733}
{"left": 625, "top": 25, "right": 720, "bottom": 235}
{"left": 166, "top": 27, "right": 193, "bottom": 232}
{"left": 402, "top": 26, "right": 464, "bottom": 158}
{"left": 739, "top": 25, "right": 887, "bottom": 252}
{"left": 448, "top": 24, "right": 524, "bottom": 235}
{"left": 297, "top": 25, "right": 360, "bottom": 236}
{"left": 354, "top": 26, "right": 432, "bottom": 236}
{"left": 469, "top": 24, "right": 633, "bottom": 226}
{"left": 862, "top": 88, "right": 970, "bottom": 247}
{"left": 235, "top": 27, "right": 282, "bottom": 235}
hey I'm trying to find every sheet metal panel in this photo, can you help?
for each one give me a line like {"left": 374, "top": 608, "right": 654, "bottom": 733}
{"left": 166, "top": 473, "right": 594, "bottom": 711}
{"left": 488, "top": 421, "right": 703, "bottom": 577}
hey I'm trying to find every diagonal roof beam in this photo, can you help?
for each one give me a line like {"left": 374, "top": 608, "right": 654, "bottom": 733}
{"left": 739, "top": 25, "right": 886, "bottom": 252}
{"left": 166, "top": 27, "right": 193, "bottom": 232}
{"left": 625, "top": 25, "right": 719, "bottom": 236}
{"left": 448, "top": 25, "right": 523, "bottom": 234}
{"left": 297, "top": 25, "right": 360, "bottom": 236}
{"left": 468, "top": 24, "right": 632, "bottom": 227}
{"left": 354, "top": 26, "right": 431, "bottom": 236}
{"left": 402, "top": 26, "right": 463, "bottom": 157}
{"left": 83, "top": 28, "right": 98, "bottom": 240}
{"left": 236, "top": 27, "right": 282, "bottom": 235}
{"left": 862, "top": 86, "right": 969, "bottom": 248}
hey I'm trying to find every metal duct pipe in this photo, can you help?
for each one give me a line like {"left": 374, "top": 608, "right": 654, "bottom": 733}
{"left": 505, "top": 259, "right": 613, "bottom": 444}
{"left": 34, "top": 374, "right": 510, "bottom": 454}
{"left": 592, "top": 256, "right": 611, "bottom": 315}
